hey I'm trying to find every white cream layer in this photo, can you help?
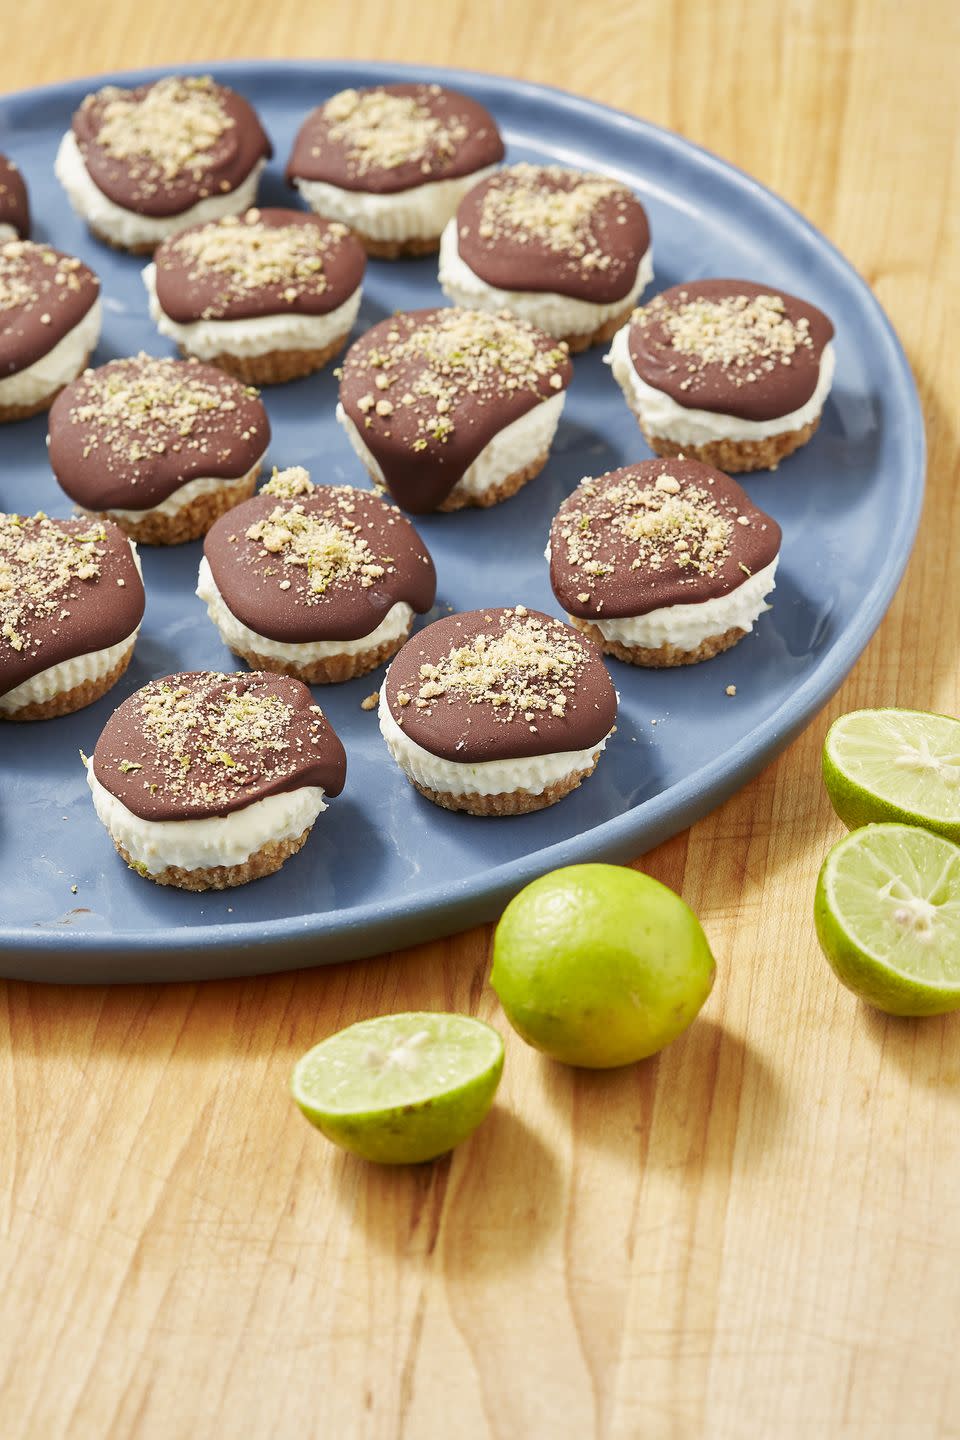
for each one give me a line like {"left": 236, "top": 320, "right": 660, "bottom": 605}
{"left": 55, "top": 131, "right": 266, "bottom": 249}
{"left": 87, "top": 762, "right": 327, "bottom": 875}
{"left": 83, "top": 463, "right": 261, "bottom": 524}
{"left": 608, "top": 321, "right": 836, "bottom": 445}
{"left": 379, "top": 686, "right": 610, "bottom": 798}
{"left": 0, "top": 223, "right": 18, "bottom": 243}
{"left": 0, "top": 300, "right": 101, "bottom": 407}
{"left": 294, "top": 164, "right": 500, "bottom": 244}
{"left": 566, "top": 555, "right": 780, "bottom": 653}
{"left": 144, "top": 263, "right": 362, "bottom": 361}
{"left": 337, "top": 391, "right": 565, "bottom": 505}
{"left": 197, "top": 555, "right": 414, "bottom": 662}
{"left": 439, "top": 220, "right": 654, "bottom": 339}
{"left": 0, "top": 535, "right": 140, "bottom": 713}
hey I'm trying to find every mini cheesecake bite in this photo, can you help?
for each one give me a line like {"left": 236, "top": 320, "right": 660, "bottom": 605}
{"left": 198, "top": 465, "right": 436, "bottom": 683}
{"left": 144, "top": 207, "right": 365, "bottom": 384}
{"left": 609, "top": 279, "right": 835, "bottom": 472}
{"left": 0, "top": 512, "right": 144, "bottom": 720}
{"left": 0, "top": 241, "right": 100, "bottom": 422}
{"left": 337, "top": 307, "right": 571, "bottom": 513}
{"left": 49, "top": 354, "right": 270, "bottom": 544}
{"left": 549, "top": 458, "right": 781, "bottom": 667}
{"left": 286, "top": 82, "right": 504, "bottom": 258}
{"left": 87, "top": 670, "right": 346, "bottom": 890}
{"left": 439, "top": 163, "right": 652, "bottom": 352}
{"left": 380, "top": 605, "right": 617, "bottom": 816}
{"left": 55, "top": 75, "right": 271, "bottom": 254}
{"left": 0, "top": 155, "right": 29, "bottom": 241}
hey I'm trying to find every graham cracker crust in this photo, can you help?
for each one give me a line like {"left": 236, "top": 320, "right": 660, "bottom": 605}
{"left": 569, "top": 616, "right": 748, "bottom": 668}
{"left": 1, "top": 642, "right": 135, "bottom": 722}
{"left": 114, "top": 826, "right": 313, "bottom": 891}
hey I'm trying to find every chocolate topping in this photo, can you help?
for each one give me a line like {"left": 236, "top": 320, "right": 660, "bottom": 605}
{"left": 49, "top": 355, "right": 270, "bottom": 512}
{"left": 72, "top": 75, "right": 271, "bottom": 219}
{"left": 455, "top": 164, "right": 650, "bottom": 304}
{"left": 153, "top": 207, "right": 365, "bottom": 323}
{"left": 0, "top": 241, "right": 99, "bottom": 377}
{"left": 92, "top": 669, "right": 346, "bottom": 821}
{"left": 204, "top": 466, "right": 436, "bottom": 643}
{"left": 385, "top": 605, "right": 616, "bottom": 764}
{"left": 286, "top": 82, "right": 504, "bottom": 195}
{"left": 0, "top": 513, "right": 144, "bottom": 697}
{"left": 0, "top": 155, "right": 29, "bottom": 238}
{"left": 627, "top": 279, "right": 834, "bottom": 421}
{"left": 549, "top": 459, "right": 781, "bottom": 621}
{"left": 339, "top": 307, "right": 571, "bottom": 513}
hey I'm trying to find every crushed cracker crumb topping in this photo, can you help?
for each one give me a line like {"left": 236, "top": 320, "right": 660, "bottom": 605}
{"left": 82, "top": 76, "right": 233, "bottom": 184}
{"left": 320, "top": 84, "right": 469, "bottom": 177}
{"left": 0, "top": 513, "right": 108, "bottom": 657}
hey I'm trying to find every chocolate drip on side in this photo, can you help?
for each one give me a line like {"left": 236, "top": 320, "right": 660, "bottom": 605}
{"left": 339, "top": 307, "right": 571, "bottom": 513}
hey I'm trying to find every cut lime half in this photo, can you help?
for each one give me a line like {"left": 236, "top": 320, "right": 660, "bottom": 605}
{"left": 823, "top": 708, "right": 960, "bottom": 840}
{"left": 815, "top": 823, "right": 960, "bottom": 1016}
{"left": 291, "top": 1012, "right": 504, "bottom": 1164}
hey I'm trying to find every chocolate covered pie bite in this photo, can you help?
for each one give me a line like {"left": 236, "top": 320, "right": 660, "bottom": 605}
{"left": 198, "top": 466, "right": 436, "bottom": 683}
{"left": 379, "top": 605, "right": 617, "bottom": 815}
{"left": 548, "top": 458, "right": 781, "bottom": 667}
{"left": 144, "top": 206, "right": 365, "bottom": 384}
{"left": 439, "top": 163, "right": 652, "bottom": 352}
{"left": 0, "top": 512, "right": 144, "bottom": 720}
{"left": 286, "top": 82, "right": 504, "bottom": 258}
{"left": 609, "top": 279, "right": 835, "bottom": 472}
{"left": 49, "top": 354, "right": 270, "bottom": 544}
{"left": 55, "top": 75, "right": 271, "bottom": 254}
{"left": 87, "top": 669, "right": 346, "bottom": 890}
{"left": 0, "top": 241, "right": 100, "bottom": 422}
{"left": 0, "top": 156, "right": 29, "bottom": 241}
{"left": 337, "top": 307, "right": 571, "bottom": 513}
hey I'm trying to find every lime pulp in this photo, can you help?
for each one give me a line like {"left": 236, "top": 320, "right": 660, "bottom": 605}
{"left": 823, "top": 708, "right": 960, "bottom": 840}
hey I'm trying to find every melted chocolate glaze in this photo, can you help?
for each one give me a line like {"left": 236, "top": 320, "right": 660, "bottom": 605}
{"left": 204, "top": 484, "right": 437, "bottom": 643}
{"left": 627, "top": 279, "right": 834, "bottom": 421}
{"left": 285, "top": 83, "right": 504, "bottom": 195}
{"left": 0, "top": 515, "right": 144, "bottom": 696}
{"left": 50, "top": 354, "right": 270, "bottom": 512}
{"left": 0, "top": 156, "right": 29, "bottom": 237}
{"left": 93, "top": 670, "right": 346, "bottom": 821}
{"left": 456, "top": 165, "right": 650, "bottom": 304}
{"left": 550, "top": 459, "right": 781, "bottom": 621}
{"left": 72, "top": 78, "right": 271, "bottom": 219}
{"left": 338, "top": 307, "right": 572, "bottom": 513}
{"left": 0, "top": 242, "right": 99, "bottom": 377}
{"left": 385, "top": 607, "right": 617, "bottom": 764}
{"left": 49, "top": 356, "right": 270, "bottom": 511}
{"left": 153, "top": 207, "right": 365, "bottom": 324}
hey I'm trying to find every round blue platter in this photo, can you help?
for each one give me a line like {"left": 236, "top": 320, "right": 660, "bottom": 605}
{"left": 0, "top": 61, "right": 924, "bottom": 984}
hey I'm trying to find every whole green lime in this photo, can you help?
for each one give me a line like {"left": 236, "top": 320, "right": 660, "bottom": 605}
{"left": 490, "top": 864, "right": 715, "bottom": 1068}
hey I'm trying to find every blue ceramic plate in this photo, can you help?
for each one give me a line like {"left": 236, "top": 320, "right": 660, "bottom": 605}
{"left": 0, "top": 61, "right": 924, "bottom": 983}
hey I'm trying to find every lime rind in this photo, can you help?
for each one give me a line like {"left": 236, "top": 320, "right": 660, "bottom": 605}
{"left": 823, "top": 708, "right": 960, "bottom": 839}
{"left": 291, "top": 1012, "right": 504, "bottom": 1164}
{"left": 815, "top": 823, "right": 960, "bottom": 1016}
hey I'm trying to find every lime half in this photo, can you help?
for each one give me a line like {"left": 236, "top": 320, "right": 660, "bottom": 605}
{"left": 291, "top": 1012, "right": 504, "bottom": 1164}
{"left": 815, "top": 823, "right": 960, "bottom": 1015}
{"left": 823, "top": 708, "right": 960, "bottom": 840}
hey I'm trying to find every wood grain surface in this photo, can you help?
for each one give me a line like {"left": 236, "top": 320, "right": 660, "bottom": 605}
{"left": 1, "top": 3, "right": 958, "bottom": 1436}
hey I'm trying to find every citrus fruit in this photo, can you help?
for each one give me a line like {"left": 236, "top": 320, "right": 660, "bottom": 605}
{"left": 814, "top": 822, "right": 960, "bottom": 1016}
{"left": 490, "top": 863, "right": 715, "bottom": 1068}
{"left": 291, "top": 1011, "right": 504, "bottom": 1163}
{"left": 823, "top": 708, "right": 960, "bottom": 840}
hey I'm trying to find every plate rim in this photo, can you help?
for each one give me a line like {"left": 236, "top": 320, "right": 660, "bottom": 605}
{"left": 0, "top": 58, "right": 926, "bottom": 976}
